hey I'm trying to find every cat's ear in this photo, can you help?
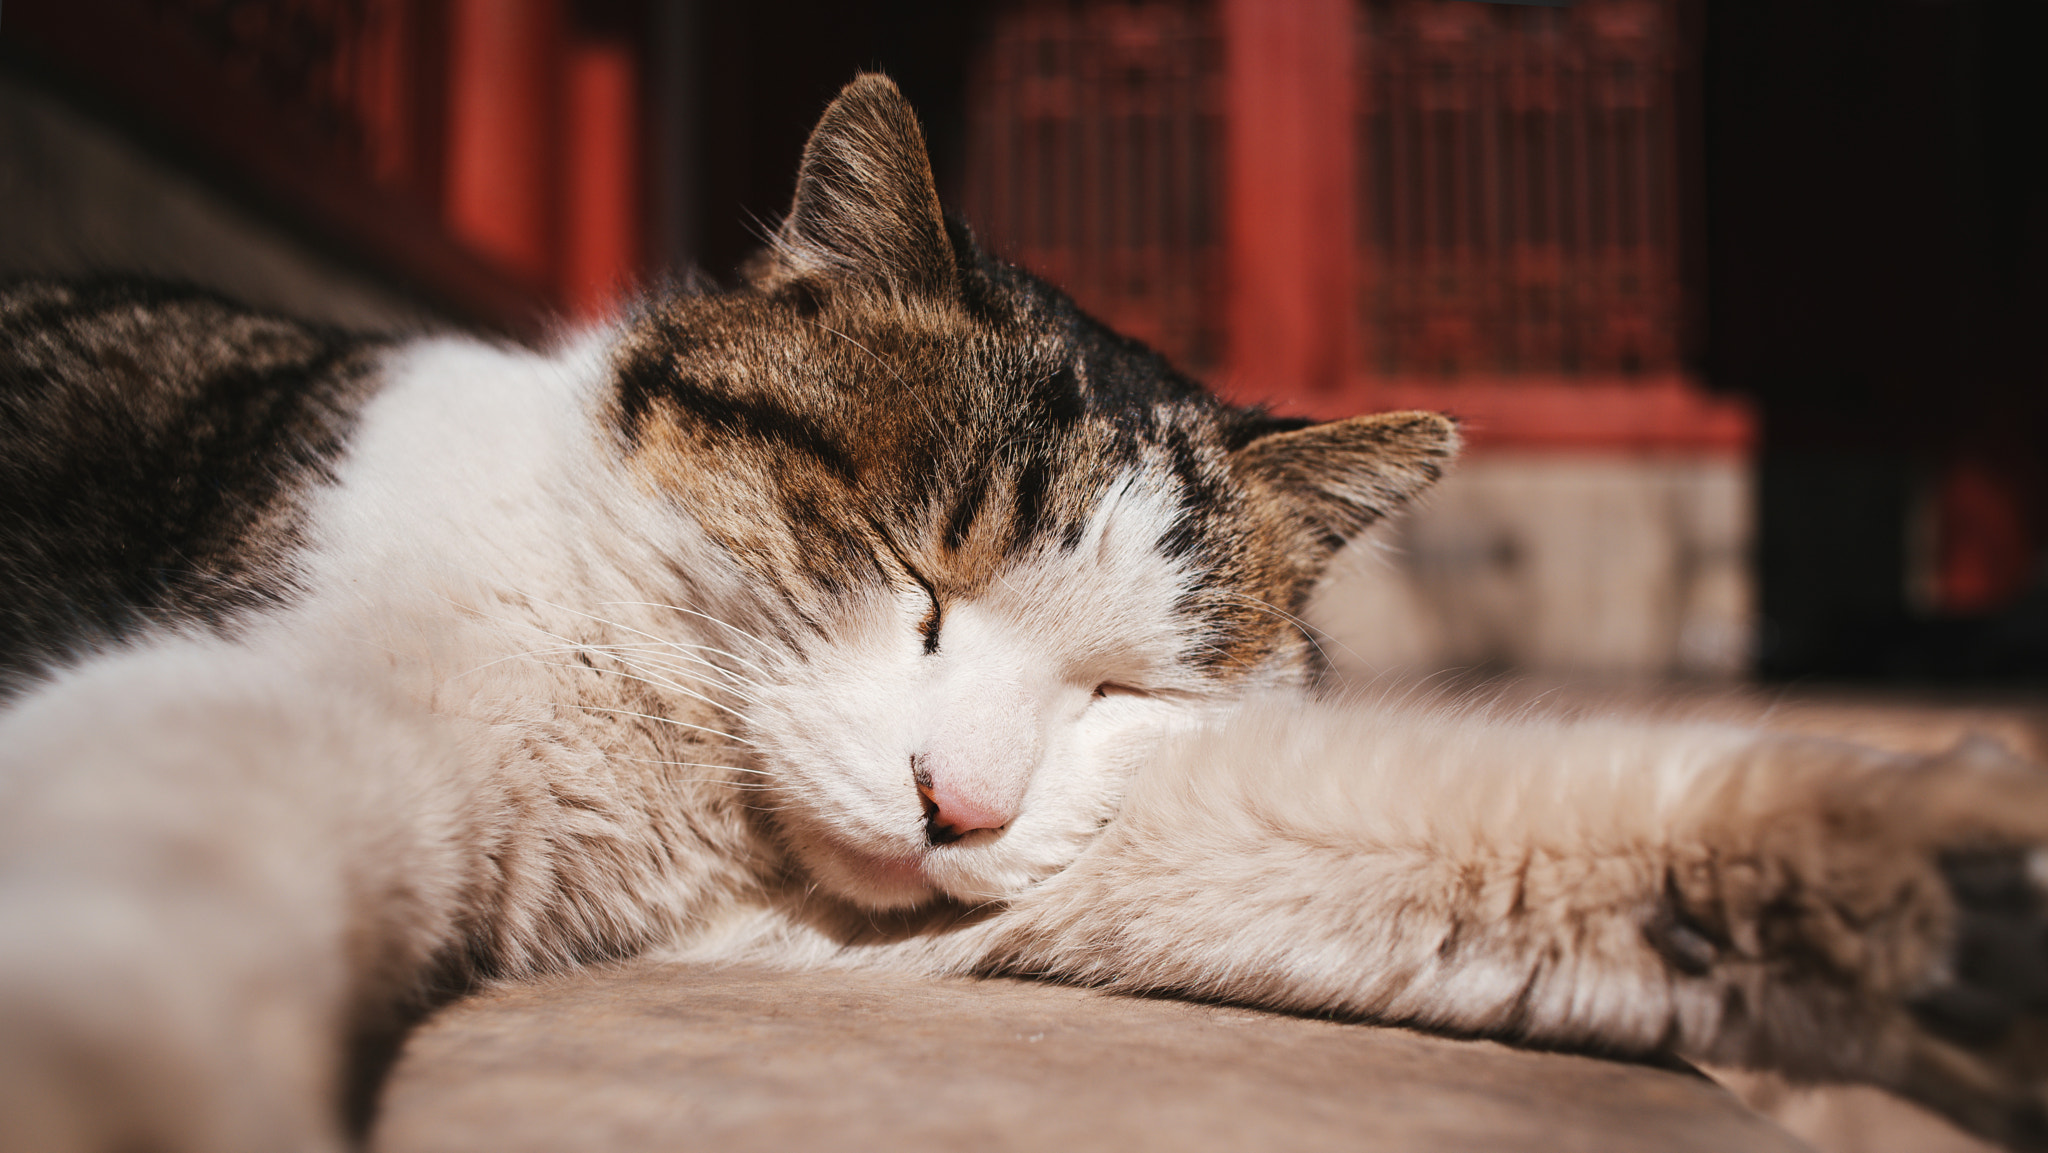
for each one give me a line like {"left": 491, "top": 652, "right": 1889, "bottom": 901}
{"left": 1232, "top": 410, "right": 1459, "bottom": 555}
{"left": 771, "top": 73, "right": 957, "bottom": 299}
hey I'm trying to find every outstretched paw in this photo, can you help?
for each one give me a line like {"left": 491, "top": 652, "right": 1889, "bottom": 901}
{"left": 1667, "top": 735, "right": 2048, "bottom": 1149}
{"left": 1892, "top": 846, "right": 2048, "bottom": 1148}
{"left": 1911, "top": 848, "right": 2048, "bottom": 1047}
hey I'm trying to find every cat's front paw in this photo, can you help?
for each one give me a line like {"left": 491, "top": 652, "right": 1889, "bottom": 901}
{"left": 1909, "top": 847, "right": 2048, "bottom": 1047}
{"left": 1883, "top": 844, "right": 2048, "bottom": 1147}
{"left": 1661, "top": 736, "right": 2048, "bottom": 1149}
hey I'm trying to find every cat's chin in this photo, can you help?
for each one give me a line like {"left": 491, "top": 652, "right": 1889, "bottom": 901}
{"left": 807, "top": 840, "right": 942, "bottom": 911}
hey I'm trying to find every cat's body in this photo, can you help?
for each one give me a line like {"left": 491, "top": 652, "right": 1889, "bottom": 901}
{"left": 6, "top": 76, "right": 2048, "bottom": 1152}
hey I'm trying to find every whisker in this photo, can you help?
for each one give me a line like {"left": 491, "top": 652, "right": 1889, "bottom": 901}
{"left": 1182, "top": 635, "right": 1260, "bottom": 674}
{"left": 561, "top": 703, "right": 759, "bottom": 747}
{"left": 498, "top": 596, "right": 762, "bottom": 678}
{"left": 611, "top": 657, "right": 763, "bottom": 709}
{"left": 1211, "top": 589, "right": 1356, "bottom": 670}
{"left": 451, "top": 604, "right": 770, "bottom": 694}
{"left": 488, "top": 643, "right": 749, "bottom": 692}
{"left": 617, "top": 652, "right": 765, "bottom": 703}
{"left": 455, "top": 643, "right": 765, "bottom": 700}
{"left": 545, "top": 641, "right": 766, "bottom": 695}
{"left": 579, "top": 639, "right": 767, "bottom": 675}
{"left": 451, "top": 640, "right": 591, "bottom": 680}
{"left": 530, "top": 599, "right": 695, "bottom": 649}
{"left": 594, "top": 601, "right": 778, "bottom": 675}
{"left": 522, "top": 658, "right": 754, "bottom": 722}
{"left": 444, "top": 611, "right": 660, "bottom": 676}
{"left": 612, "top": 755, "right": 775, "bottom": 777}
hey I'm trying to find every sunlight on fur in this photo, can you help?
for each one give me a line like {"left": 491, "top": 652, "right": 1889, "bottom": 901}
{"left": 3, "top": 74, "right": 2048, "bottom": 1153}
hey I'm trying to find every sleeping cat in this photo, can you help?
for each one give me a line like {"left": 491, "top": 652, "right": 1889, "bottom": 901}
{"left": 5, "top": 74, "right": 2048, "bottom": 1152}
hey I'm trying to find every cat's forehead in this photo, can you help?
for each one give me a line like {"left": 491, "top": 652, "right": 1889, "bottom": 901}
{"left": 608, "top": 285, "right": 1271, "bottom": 625}
{"left": 615, "top": 282, "right": 1228, "bottom": 487}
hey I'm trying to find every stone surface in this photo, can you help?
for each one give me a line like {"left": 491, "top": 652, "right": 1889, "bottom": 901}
{"left": 0, "top": 70, "right": 433, "bottom": 332}
{"left": 372, "top": 962, "right": 1804, "bottom": 1153}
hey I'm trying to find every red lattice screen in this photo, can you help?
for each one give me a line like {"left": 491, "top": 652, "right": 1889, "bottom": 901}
{"left": 962, "top": 0, "right": 1748, "bottom": 450}
{"left": 961, "top": 1, "right": 1226, "bottom": 371}
{"left": 1355, "top": 0, "right": 1681, "bottom": 377}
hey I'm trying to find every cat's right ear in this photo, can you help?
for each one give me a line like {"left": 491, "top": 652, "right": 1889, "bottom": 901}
{"left": 1232, "top": 410, "right": 1460, "bottom": 558}
{"left": 767, "top": 74, "right": 958, "bottom": 300}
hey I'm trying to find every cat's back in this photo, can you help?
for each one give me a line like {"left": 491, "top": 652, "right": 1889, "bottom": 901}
{"left": 0, "top": 279, "right": 391, "bottom": 693}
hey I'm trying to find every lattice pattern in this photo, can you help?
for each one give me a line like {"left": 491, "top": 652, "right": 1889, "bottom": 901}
{"left": 961, "top": 1, "right": 1225, "bottom": 370}
{"left": 1354, "top": 0, "right": 1682, "bottom": 376}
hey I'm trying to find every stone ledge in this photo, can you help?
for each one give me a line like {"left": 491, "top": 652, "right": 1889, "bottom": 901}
{"left": 372, "top": 961, "right": 1803, "bottom": 1153}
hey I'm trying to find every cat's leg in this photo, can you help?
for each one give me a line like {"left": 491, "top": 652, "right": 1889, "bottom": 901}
{"left": 0, "top": 641, "right": 475, "bottom": 1153}
{"left": 961, "top": 695, "right": 2048, "bottom": 1149}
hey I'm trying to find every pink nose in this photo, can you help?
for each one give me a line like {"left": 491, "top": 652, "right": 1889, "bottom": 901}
{"left": 916, "top": 778, "right": 1016, "bottom": 844}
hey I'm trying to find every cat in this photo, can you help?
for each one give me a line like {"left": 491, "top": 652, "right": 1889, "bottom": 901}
{"left": 4, "top": 73, "right": 2048, "bottom": 1152}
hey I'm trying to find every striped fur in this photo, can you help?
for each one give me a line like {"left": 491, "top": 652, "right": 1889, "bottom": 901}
{"left": 0, "top": 280, "right": 387, "bottom": 696}
{"left": 5, "top": 73, "right": 2048, "bottom": 1153}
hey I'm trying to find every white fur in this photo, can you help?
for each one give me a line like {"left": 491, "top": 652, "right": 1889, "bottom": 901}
{"left": 5, "top": 326, "right": 2044, "bottom": 1150}
{"left": 751, "top": 462, "right": 1249, "bottom": 910}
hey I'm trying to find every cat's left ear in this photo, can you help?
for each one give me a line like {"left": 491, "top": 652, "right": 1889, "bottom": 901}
{"left": 770, "top": 73, "right": 957, "bottom": 299}
{"left": 1232, "top": 410, "right": 1460, "bottom": 555}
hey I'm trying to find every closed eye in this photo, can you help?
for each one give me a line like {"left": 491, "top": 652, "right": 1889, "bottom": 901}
{"left": 864, "top": 517, "right": 941, "bottom": 654}
{"left": 1092, "top": 682, "right": 1150, "bottom": 700}
{"left": 891, "top": 556, "right": 941, "bottom": 653}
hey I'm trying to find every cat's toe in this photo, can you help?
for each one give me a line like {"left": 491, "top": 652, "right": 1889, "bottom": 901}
{"left": 1884, "top": 847, "right": 2048, "bottom": 1148}
{"left": 1941, "top": 847, "right": 2045, "bottom": 914}
{"left": 1905, "top": 849, "right": 2048, "bottom": 1050}
{"left": 1927, "top": 849, "right": 2048, "bottom": 1025}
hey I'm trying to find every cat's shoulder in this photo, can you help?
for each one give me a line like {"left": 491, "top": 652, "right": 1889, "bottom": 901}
{"left": 1, "top": 276, "right": 391, "bottom": 393}
{"left": 0, "top": 278, "right": 403, "bottom": 693}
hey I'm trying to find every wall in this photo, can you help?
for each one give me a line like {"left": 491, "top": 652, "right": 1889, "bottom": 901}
{"left": 1313, "top": 454, "right": 1752, "bottom": 679}
{"left": 0, "top": 70, "right": 431, "bottom": 331}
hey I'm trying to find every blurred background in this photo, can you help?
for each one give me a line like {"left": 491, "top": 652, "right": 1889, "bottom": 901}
{"left": 2, "top": 0, "right": 2044, "bottom": 686}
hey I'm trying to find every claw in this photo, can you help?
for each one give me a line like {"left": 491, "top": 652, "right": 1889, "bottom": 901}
{"left": 1644, "top": 904, "right": 1720, "bottom": 976}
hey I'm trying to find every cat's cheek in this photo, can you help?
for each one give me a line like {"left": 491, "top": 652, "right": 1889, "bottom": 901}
{"left": 1064, "top": 700, "right": 1192, "bottom": 787}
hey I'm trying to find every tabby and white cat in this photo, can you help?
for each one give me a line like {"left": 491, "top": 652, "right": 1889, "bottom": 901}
{"left": 4, "top": 75, "right": 2048, "bottom": 1152}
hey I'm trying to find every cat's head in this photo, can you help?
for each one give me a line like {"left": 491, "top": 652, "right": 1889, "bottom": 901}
{"left": 610, "top": 75, "right": 1456, "bottom": 912}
